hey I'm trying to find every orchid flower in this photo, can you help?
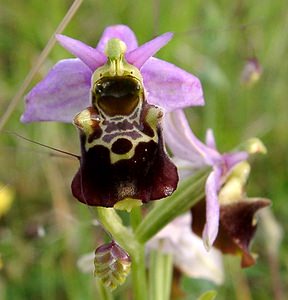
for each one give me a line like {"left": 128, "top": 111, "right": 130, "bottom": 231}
{"left": 21, "top": 25, "right": 205, "bottom": 208}
{"left": 163, "top": 110, "right": 270, "bottom": 266}
{"left": 164, "top": 109, "right": 248, "bottom": 249}
{"left": 21, "top": 24, "right": 204, "bottom": 123}
{"left": 192, "top": 161, "right": 270, "bottom": 267}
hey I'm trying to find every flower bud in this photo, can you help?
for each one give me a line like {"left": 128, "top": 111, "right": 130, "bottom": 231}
{"left": 241, "top": 57, "right": 262, "bottom": 86}
{"left": 94, "top": 241, "right": 131, "bottom": 290}
{"left": 242, "top": 138, "right": 267, "bottom": 155}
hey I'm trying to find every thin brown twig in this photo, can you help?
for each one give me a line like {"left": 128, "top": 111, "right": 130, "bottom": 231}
{"left": 0, "top": 0, "right": 83, "bottom": 131}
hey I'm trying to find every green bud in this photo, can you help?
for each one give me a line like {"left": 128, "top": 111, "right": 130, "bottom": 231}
{"left": 238, "top": 138, "right": 267, "bottom": 155}
{"left": 94, "top": 241, "right": 131, "bottom": 291}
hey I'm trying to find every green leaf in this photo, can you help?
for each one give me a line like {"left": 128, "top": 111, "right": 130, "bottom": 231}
{"left": 135, "top": 168, "right": 210, "bottom": 243}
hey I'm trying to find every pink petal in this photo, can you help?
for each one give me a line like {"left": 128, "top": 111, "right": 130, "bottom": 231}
{"left": 164, "top": 110, "right": 220, "bottom": 165}
{"left": 223, "top": 152, "right": 249, "bottom": 171}
{"left": 202, "top": 169, "right": 221, "bottom": 250}
{"left": 205, "top": 129, "right": 217, "bottom": 150}
{"left": 126, "top": 32, "right": 173, "bottom": 69}
{"left": 141, "top": 58, "right": 205, "bottom": 111}
{"left": 164, "top": 111, "right": 205, "bottom": 166}
{"left": 56, "top": 34, "right": 106, "bottom": 71}
{"left": 96, "top": 24, "right": 138, "bottom": 53}
{"left": 21, "top": 59, "right": 91, "bottom": 123}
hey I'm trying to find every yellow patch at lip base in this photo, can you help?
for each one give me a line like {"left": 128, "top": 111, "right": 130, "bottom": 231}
{"left": 114, "top": 198, "right": 142, "bottom": 212}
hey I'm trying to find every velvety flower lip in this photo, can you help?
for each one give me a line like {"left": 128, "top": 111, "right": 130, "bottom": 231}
{"left": 217, "top": 197, "right": 270, "bottom": 268}
{"left": 163, "top": 110, "right": 248, "bottom": 249}
{"left": 22, "top": 24, "right": 204, "bottom": 123}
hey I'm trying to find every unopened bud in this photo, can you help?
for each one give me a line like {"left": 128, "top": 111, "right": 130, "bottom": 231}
{"left": 241, "top": 57, "right": 262, "bottom": 86}
{"left": 94, "top": 241, "right": 131, "bottom": 290}
{"left": 243, "top": 138, "right": 267, "bottom": 155}
{"left": 236, "top": 138, "right": 267, "bottom": 156}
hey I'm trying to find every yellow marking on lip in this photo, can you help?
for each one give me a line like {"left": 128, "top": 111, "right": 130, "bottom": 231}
{"left": 82, "top": 104, "right": 162, "bottom": 164}
{"left": 73, "top": 109, "right": 95, "bottom": 135}
{"left": 85, "top": 131, "right": 158, "bottom": 164}
{"left": 114, "top": 198, "right": 142, "bottom": 212}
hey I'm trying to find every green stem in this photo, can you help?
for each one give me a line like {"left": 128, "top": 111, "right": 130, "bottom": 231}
{"left": 130, "top": 206, "right": 142, "bottom": 231}
{"left": 96, "top": 207, "right": 139, "bottom": 256}
{"left": 96, "top": 279, "right": 114, "bottom": 300}
{"left": 131, "top": 245, "right": 148, "bottom": 300}
{"left": 163, "top": 254, "right": 173, "bottom": 300}
{"left": 96, "top": 207, "right": 148, "bottom": 300}
{"left": 135, "top": 168, "right": 209, "bottom": 243}
{"left": 149, "top": 249, "right": 173, "bottom": 300}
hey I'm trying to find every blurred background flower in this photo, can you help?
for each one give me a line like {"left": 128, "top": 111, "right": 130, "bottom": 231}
{"left": 0, "top": 184, "right": 14, "bottom": 218}
{"left": 147, "top": 213, "right": 224, "bottom": 285}
{"left": 240, "top": 57, "right": 262, "bottom": 86}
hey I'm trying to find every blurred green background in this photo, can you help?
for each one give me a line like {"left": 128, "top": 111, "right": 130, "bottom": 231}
{"left": 0, "top": 0, "right": 287, "bottom": 299}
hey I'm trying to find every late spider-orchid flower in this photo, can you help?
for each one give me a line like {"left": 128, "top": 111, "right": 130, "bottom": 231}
{"left": 21, "top": 25, "right": 204, "bottom": 209}
{"left": 163, "top": 110, "right": 269, "bottom": 259}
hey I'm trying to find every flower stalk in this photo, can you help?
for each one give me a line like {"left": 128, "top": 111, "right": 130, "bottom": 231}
{"left": 131, "top": 246, "right": 148, "bottom": 300}
{"left": 95, "top": 207, "right": 148, "bottom": 300}
{"left": 149, "top": 249, "right": 173, "bottom": 300}
{"left": 95, "top": 207, "right": 138, "bottom": 256}
{"left": 95, "top": 279, "right": 114, "bottom": 300}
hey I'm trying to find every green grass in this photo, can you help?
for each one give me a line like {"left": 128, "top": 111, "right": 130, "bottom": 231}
{"left": 0, "top": 0, "right": 287, "bottom": 299}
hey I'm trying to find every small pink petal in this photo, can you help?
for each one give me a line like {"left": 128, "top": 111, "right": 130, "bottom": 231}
{"left": 205, "top": 129, "right": 217, "bottom": 150}
{"left": 96, "top": 24, "right": 138, "bottom": 52}
{"left": 21, "top": 59, "right": 91, "bottom": 123}
{"left": 164, "top": 110, "right": 220, "bottom": 165}
{"left": 164, "top": 111, "right": 205, "bottom": 165}
{"left": 223, "top": 152, "right": 249, "bottom": 171}
{"left": 141, "top": 58, "right": 205, "bottom": 111}
{"left": 56, "top": 34, "right": 106, "bottom": 71}
{"left": 202, "top": 169, "right": 221, "bottom": 250}
{"left": 126, "top": 32, "right": 173, "bottom": 69}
